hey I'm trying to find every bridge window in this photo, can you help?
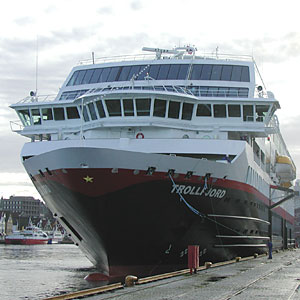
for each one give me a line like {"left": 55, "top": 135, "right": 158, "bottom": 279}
{"left": 128, "top": 65, "right": 142, "bottom": 81}
{"left": 238, "top": 88, "right": 249, "bottom": 97}
{"left": 118, "top": 66, "right": 131, "bottom": 81}
{"left": 177, "top": 64, "right": 189, "bottom": 80}
{"left": 190, "top": 64, "right": 250, "bottom": 82}
{"left": 221, "top": 65, "right": 233, "bottom": 80}
{"left": 135, "top": 65, "right": 148, "bottom": 80}
{"left": 95, "top": 100, "right": 106, "bottom": 118}
{"left": 123, "top": 99, "right": 134, "bottom": 116}
{"left": 107, "top": 67, "right": 120, "bottom": 82}
{"left": 53, "top": 107, "right": 65, "bottom": 121}
{"left": 90, "top": 68, "right": 103, "bottom": 83}
{"left": 243, "top": 105, "right": 254, "bottom": 121}
{"left": 214, "top": 104, "right": 226, "bottom": 118}
{"left": 228, "top": 88, "right": 239, "bottom": 97}
{"left": 157, "top": 64, "right": 170, "bottom": 80}
{"left": 99, "top": 68, "right": 111, "bottom": 82}
{"left": 211, "top": 65, "right": 222, "bottom": 80}
{"left": 59, "top": 90, "right": 88, "bottom": 100}
{"left": 82, "top": 69, "right": 95, "bottom": 85}
{"left": 67, "top": 71, "right": 79, "bottom": 86}
{"left": 241, "top": 66, "right": 250, "bottom": 82}
{"left": 66, "top": 63, "right": 250, "bottom": 86}
{"left": 82, "top": 106, "right": 89, "bottom": 121}
{"left": 18, "top": 109, "right": 31, "bottom": 126}
{"left": 136, "top": 98, "right": 151, "bottom": 116}
{"left": 231, "top": 66, "right": 243, "bottom": 81}
{"left": 153, "top": 99, "right": 167, "bottom": 117}
{"left": 168, "top": 101, "right": 180, "bottom": 119}
{"left": 200, "top": 65, "right": 213, "bottom": 80}
{"left": 199, "top": 86, "right": 248, "bottom": 98}
{"left": 105, "top": 99, "right": 121, "bottom": 117}
{"left": 256, "top": 105, "right": 269, "bottom": 122}
{"left": 190, "top": 65, "right": 203, "bottom": 80}
{"left": 182, "top": 103, "right": 194, "bottom": 120}
{"left": 66, "top": 107, "right": 80, "bottom": 119}
{"left": 88, "top": 103, "right": 98, "bottom": 120}
{"left": 74, "top": 70, "right": 87, "bottom": 85}
{"left": 196, "top": 104, "right": 212, "bottom": 117}
{"left": 167, "top": 64, "right": 181, "bottom": 79}
{"left": 228, "top": 105, "right": 241, "bottom": 117}
{"left": 148, "top": 65, "right": 160, "bottom": 79}
{"left": 42, "top": 108, "right": 53, "bottom": 121}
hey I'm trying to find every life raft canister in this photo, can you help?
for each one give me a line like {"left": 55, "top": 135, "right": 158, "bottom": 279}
{"left": 136, "top": 132, "right": 144, "bottom": 139}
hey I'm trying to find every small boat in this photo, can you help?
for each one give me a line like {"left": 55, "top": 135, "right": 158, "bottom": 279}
{"left": 47, "top": 228, "right": 64, "bottom": 244}
{"left": 5, "top": 226, "right": 49, "bottom": 245}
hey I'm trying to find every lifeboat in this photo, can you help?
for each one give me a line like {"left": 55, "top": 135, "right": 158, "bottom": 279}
{"left": 280, "top": 181, "right": 292, "bottom": 188}
{"left": 275, "top": 155, "right": 296, "bottom": 182}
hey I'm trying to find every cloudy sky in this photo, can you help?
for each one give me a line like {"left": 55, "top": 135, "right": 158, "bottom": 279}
{"left": 1, "top": 0, "right": 300, "bottom": 199}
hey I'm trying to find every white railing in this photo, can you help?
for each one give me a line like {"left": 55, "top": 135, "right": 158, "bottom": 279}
{"left": 17, "top": 94, "right": 57, "bottom": 104}
{"left": 83, "top": 84, "right": 196, "bottom": 98}
{"left": 78, "top": 52, "right": 253, "bottom": 66}
{"left": 78, "top": 53, "right": 155, "bottom": 65}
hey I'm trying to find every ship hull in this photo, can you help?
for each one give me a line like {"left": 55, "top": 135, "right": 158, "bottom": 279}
{"left": 22, "top": 145, "right": 294, "bottom": 277}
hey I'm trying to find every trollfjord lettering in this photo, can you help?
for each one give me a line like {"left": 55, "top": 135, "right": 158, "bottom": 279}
{"left": 171, "top": 184, "right": 226, "bottom": 199}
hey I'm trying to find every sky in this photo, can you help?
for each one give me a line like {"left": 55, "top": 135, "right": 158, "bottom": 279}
{"left": 0, "top": 0, "right": 300, "bottom": 200}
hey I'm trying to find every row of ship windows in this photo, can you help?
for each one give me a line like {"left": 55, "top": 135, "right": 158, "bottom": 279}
{"left": 18, "top": 99, "right": 270, "bottom": 126}
{"left": 67, "top": 63, "right": 250, "bottom": 86}
{"left": 246, "top": 166, "right": 268, "bottom": 195}
{"left": 60, "top": 86, "right": 249, "bottom": 101}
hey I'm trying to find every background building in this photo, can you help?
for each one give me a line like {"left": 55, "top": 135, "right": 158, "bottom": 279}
{"left": 0, "top": 196, "right": 53, "bottom": 230}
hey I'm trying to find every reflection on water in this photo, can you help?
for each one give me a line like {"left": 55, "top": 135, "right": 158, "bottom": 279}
{"left": 0, "top": 244, "right": 106, "bottom": 300}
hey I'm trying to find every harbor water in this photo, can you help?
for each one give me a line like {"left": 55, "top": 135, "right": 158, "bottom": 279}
{"left": 0, "top": 243, "right": 106, "bottom": 300}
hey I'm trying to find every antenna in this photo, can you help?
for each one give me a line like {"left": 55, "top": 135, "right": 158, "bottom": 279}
{"left": 35, "top": 36, "right": 39, "bottom": 97}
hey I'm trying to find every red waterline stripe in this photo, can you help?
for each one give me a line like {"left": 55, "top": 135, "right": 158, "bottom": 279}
{"left": 34, "top": 168, "right": 295, "bottom": 225}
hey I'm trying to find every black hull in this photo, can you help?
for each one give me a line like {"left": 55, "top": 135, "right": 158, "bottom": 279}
{"left": 29, "top": 167, "right": 294, "bottom": 277}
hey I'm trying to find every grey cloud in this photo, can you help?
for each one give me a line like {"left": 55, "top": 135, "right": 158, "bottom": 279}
{"left": 0, "top": 25, "right": 101, "bottom": 62}
{"left": 47, "top": 26, "right": 100, "bottom": 45}
{"left": 44, "top": 5, "right": 57, "bottom": 14}
{"left": 278, "top": 116, "right": 300, "bottom": 174}
{"left": 97, "top": 32, "right": 185, "bottom": 56}
{"left": 130, "top": 0, "right": 143, "bottom": 10}
{"left": 97, "top": 6, "right": 113, "bottom": 15}
{"left": 0, "top": 38, "right": 36, "bottom": 62}
{"left": 14, "top": 16, "right": 35, "bottom": 26}
{"left": 280, "top": 116, "right": 300, "bottom": 149}
{"left": 0, "top": 133, "right": 27, "bottom": 173}
{"left": 216, "top": 32, "right": 300, "bottom": 64}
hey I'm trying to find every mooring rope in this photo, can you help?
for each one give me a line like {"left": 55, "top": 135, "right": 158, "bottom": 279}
{"left": 168, "top": 173, "right": 243, "bottom": 237}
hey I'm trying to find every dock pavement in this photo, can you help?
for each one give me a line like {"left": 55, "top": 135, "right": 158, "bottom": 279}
{"left": 46, "top": 248, "right": 300, "bottom": 300}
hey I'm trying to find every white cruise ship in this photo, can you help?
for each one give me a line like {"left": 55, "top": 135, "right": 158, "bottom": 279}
{"left": 10, "top": 46, "right": 296, "bottom": 277}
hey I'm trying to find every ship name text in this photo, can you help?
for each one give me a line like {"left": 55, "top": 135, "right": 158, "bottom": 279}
{"left": 171, "top": 184, "right": 226, "bottom": 199}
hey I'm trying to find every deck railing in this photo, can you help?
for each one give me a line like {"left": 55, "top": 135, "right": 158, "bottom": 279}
{"left": 78, "top": 52, "right": 253, "bottom": 66}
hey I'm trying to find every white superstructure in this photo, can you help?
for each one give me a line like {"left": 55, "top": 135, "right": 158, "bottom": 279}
{"left": 9, "top": 46, "right": 297, "bottom": 274}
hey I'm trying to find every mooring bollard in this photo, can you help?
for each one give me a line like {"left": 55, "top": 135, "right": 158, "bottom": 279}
{"left": 205, "top": 262, "right": 212, "bottom": 269}
{"left": 125, "top": 275, "right": 138, "bottom": 287}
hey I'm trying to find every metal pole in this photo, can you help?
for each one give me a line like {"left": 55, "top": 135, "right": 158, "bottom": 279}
{"left": 268, "top": 185, "right": 272, "bottom": 243}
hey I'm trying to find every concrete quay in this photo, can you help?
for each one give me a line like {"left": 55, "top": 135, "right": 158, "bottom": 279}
{"left": 46, "top": 249, "right": 300, "bottom": 300}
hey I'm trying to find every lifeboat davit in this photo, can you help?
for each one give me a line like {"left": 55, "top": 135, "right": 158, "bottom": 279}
{"left": 275, "top": 155, "right": 296, "bottom": 182}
